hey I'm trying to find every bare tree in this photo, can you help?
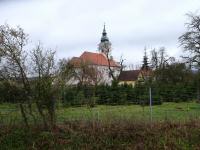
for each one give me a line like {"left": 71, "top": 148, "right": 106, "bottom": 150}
{"left": 58, "top": 58, "right": 75, "bottom": 84}
{"left": 31, "top": 43, "right": 57, "bottom": 128}
{"left": 150, "top": 47, "right": 175, "bottom": 70}
{"left": 98, "top": 42, "right": 124, "bottom": 83}
{"left": 0, "top": 24, "right": 58, "bottom": 128}
{"left": 58, "top": 58, "right": 103, "bottom": 87}
{"left": 73, "top": 60, "right": 103, "bottom": 86}
{"left": 179, "top": 12, "right": 200, "bottom": 101}
{"left": 179, "top": 13, "right": 200, "bottom": 69}
{"left": 119, "top": 55, "right": 126, "bottom": 75}
{"left": 150, "top": 48, "right": 159, "bottom": 69}
{"left": 0, "top": 24, "right": 32, "bottom": 127}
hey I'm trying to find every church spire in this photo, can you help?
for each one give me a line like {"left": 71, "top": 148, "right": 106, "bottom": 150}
{"left": 103, "top": 23, "right": 106, "bottom": 33}
{"left": 98, "top": 24, "right": 112, "bottom": 55}
{"left": 101, "top": 24, "right": 109, "bottom": 42}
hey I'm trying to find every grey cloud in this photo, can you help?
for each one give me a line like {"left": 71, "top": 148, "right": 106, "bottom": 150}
{"left": 1, "top": 0, "right": 200, "bottom": 65}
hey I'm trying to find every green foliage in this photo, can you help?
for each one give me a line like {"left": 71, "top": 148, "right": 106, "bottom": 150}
{"left": 0, "top": 81, "right": 26, "bottom": 103}
{"left": 62, "top": 87, "right": 86, "bottom": 106}
{"left": 75, "top": 91, "right": 85, "bottom": 106}
{"left": 87, "top": 96, "right": 98, "bottom": 107}
{"left": 62, "top": 83, "right": 162, "bottom": 106}
{"left": 2, "top": 102, "right": 200, "bottom": 124}
{"left": 151, "top": 62, "right": 198, "bottom": 102}
{"left": 95, "top": 84, "right": 110, "bottom": 104}
{"left": 0, "top": 129, "right": 29, "bottom": 150}
{"left": 62, "top": 87, "right": 76, "bottom": 106}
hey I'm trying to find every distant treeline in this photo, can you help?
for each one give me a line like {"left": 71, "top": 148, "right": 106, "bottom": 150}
{"left": 61, "top": 62, "right": 200, "bottom": 106}
{"left": 61, "top": 81, "right": 197, "bottom": 107}
{"left": 0, "top": 62, "right": 199, "bottom": 106}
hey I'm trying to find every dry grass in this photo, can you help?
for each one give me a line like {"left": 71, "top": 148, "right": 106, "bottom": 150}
{"left": 1, "top": 119, "right": 200, "bottom": 149}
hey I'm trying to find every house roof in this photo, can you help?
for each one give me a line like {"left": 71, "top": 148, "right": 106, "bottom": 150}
{"left": 70, "top": 51, "right": 120, "bottom": 67}
{"left": 140, "top": 68, "right": 153, "bottom": 77}
{"left": 118, "top": 70, "right": 140, "bottom": 81}
{"left": 70, "top": 57, "right": 81, "bottom": 66}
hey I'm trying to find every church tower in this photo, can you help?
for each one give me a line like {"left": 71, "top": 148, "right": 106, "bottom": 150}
{"left": 101, "top": 24, "right": 109, "bottom": 43}
{"left": 98, "top": 24, "right": 112, "bottom": 56}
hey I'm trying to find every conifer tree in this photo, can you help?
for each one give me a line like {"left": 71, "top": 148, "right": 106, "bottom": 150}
{"left": 142, "top": 48, "right": 149, "bottom": 70}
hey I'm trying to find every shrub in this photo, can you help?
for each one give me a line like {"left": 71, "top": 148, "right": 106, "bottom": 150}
{"left": 0, "top": 81, "right": 26, "bottom": 103}
{"left": 74, "top": 91, "right": 85, "bottom": 106}
{"left": 62, "top": 87, "right": 76, "bottom": 106}
{"left": 87, "top": 96, "right": 98, "bottom": 108}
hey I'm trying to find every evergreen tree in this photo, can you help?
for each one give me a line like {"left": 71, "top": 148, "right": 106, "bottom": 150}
{"left": 141, "top": 48, "right": 149, "bottom": 70}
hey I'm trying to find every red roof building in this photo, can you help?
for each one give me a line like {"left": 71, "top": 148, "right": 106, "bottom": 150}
{"left": 70, "top": 51, "right": 120, "bottom": 67}
{"left": 67, "top": 25, "right": 121, "bottom": 85}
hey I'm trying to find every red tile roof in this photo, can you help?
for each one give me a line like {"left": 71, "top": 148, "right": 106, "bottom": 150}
{"left": 71, "top": 51, "right": 120, "bottom": 67}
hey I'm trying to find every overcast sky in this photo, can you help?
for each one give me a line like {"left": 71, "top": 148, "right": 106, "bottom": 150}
{"left": 1, "top": 0, "right": 200, "bottom": 66}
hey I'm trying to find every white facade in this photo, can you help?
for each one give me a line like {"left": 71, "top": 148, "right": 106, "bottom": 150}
{"left": 67, "top": 64, "right": 120, "bottom": 86}
{"left": 67, "top": 25, "right": 120, "bottom": 85}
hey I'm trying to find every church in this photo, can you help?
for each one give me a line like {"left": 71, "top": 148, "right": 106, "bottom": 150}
{"left": 68, "top": 25, "right": 121, "bottom": 85}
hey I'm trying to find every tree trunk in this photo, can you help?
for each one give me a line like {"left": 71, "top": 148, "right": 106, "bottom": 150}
{"left": 28, "top": 102, "right": 36, "bottom": 125}
{"left": 19, "top": 103, "right": 29, "bottom": 128}
{"left": 48, "top": 97, "right": 56, "bottom": 128}
{"left": 36, "top": 102, "right": 48, "bottom": 129}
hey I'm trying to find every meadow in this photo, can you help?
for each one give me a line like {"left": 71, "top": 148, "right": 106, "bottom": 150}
{"left": 1, "top": 102, "right": 200, "bottom": 149}
{"left": 1, "top": 102, "right": 200, "bottom": 124}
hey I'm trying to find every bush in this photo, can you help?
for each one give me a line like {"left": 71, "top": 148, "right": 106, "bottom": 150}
{"left": 0, "top": 81, "right": 26, "bottom": 103}
{"left": 74, "top": 91, "right": 85, "bottom": 106}
{"left": 87, "top": 96, "right": 98, "bottom": 108}
{"left": 95, "top": 85, "right": 110, "bottom": 104}
{"left": 60, "top": 80, "right": 197, "bottom": 106}
{"left": 62, "top": 87, "right": 76, "bottom": 106}
{"left": 2, "top": 120, "right": 200, "bottom": 149}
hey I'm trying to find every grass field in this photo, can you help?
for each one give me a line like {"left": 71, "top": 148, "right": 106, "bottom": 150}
{"left": 1, "top": 102, "right": 200, "bottom": 124}
{"left": 1, "top": 102, "right": 200, "bottom": 149}
{"left": 57, "top": 102, "right": 200, "bottom": 122}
